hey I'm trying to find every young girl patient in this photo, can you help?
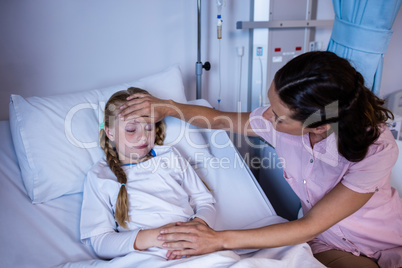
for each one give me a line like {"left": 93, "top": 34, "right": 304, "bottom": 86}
{"left": 80, "top": 87, "right": 215, "bottom": 259}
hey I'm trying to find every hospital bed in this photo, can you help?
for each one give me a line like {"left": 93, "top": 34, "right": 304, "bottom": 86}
{"left": 0, "top": 66, "right": 324, "bottom": 267}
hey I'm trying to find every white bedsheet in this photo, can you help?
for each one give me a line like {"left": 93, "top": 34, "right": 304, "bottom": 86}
{"left": 62, "top": 243, "right": 323, "bottom": 268}
{"left": 0, "top": 98, "right": 324, "bottom": 267}
{"left": 0, "top": 120, "right": 96, "bottom": 267}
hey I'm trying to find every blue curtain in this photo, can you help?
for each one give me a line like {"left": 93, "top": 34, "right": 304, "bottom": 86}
{"left": 327, "top": 0, "right": 401, "bottom": 96}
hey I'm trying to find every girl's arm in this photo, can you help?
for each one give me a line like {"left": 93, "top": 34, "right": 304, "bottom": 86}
{"left": 134, "top": 223, "right": 177, "bottom": 250}
{"left": 90, "top": 223, "right": 177, "bottom": 259}
{"left": 90, "top": 230, "right": 140, "bottom": 259}
{"left": 81, "top": 170, "right": 174, "bottom": 258}
{"left": 118, "top": 93, "right": 258, "bottom": 137}
{"left": 158, "top": 182, "right": 374, "bottom": 255}
{"left": 175, "top": 148, "right": 216, "bottom": 227}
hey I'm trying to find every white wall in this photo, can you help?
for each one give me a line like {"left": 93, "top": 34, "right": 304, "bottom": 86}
{"left": 0, "top": 1, "right": 200, "bottom": 120}
{"left": 0, "top": 0, "right": 401, "bottom": 121}
{"left": 0, "top": 0, "right": 251, "bottom": 121}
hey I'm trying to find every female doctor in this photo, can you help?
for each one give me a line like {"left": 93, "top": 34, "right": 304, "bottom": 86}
{"left": 118, "top": 51, "right": 402, "bottom": 268}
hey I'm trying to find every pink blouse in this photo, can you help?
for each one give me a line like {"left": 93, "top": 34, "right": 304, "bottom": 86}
{"left": 250, "top": 106, "right": 402, "bottom": 267}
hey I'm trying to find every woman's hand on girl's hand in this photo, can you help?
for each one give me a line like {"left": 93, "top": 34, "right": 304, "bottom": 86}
{"left": 164, "top": 218, "right": 208, "bottom": 260}
{"left": 118, "top": 93, "right": 172, "bottom": 122}
{"left": 158, "top": 221, "right": 224, "bottom": 259}
{"left": 134, "top": 222, "right": 177, "bottom": 250}
{"left": 190, "top": 217, "right": 209, "bottom": 226}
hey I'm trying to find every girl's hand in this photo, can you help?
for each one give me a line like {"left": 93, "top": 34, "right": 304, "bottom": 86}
{"left": 118, "top": 93, "right": 173, "bottom": 122}
{"left": 134, "top": 222, "right": 177, "bottom": 250}
{"left": 190, "top": 217, "right": 209, "bottom": 226}
{"left": 166, "top": 250, "right": 190, "bottom": 260}
{"left": 158, "top": 221, "right": 224, "bottom": 258}
{"left": 164, "top": 218, "right": 208, "bottom": 260}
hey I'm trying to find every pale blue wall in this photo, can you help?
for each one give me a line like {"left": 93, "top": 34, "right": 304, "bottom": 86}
{"left": 1, "top": 1, "right": 400, "bottom": 121}
{"left": 0, "top": 0, "right": 251, "bottom": 120}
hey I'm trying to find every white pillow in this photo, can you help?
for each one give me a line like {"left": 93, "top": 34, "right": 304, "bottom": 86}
{"left": 9, "top": 65, "right": 211, "bottom": 203}
{"left": 163, "top": 116, "right": 214, "bottom": 165}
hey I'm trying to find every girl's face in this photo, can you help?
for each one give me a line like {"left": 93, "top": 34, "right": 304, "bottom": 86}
{"left": 106, "top": 117, "right": 156, "bottom": 164}
{"left": 263, "top": 82, "right": 306, "bottom": 136}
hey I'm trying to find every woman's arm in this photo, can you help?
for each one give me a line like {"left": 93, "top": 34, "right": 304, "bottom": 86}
{"left": 158, "top": 182, "right": 374, "bottom": 256}
{"left": 90, "top": 230, "right": 140, "bottom": 259}
{"left": 134, "top": 219, "right": 207, "bottom": 251}
{"left": 118, "top": 93, "right": 258, "bottom": 136}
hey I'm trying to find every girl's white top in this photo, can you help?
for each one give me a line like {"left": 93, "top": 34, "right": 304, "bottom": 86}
{"left": 80, "top": 145, "right": 216, "bottom": 258}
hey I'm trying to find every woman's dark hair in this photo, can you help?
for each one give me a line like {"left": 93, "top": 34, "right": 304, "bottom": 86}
{"left": 274, "top": 51, "right": 393, "bottom": 162}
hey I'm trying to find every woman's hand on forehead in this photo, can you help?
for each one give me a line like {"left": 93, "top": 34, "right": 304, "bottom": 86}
{"left": 119, "top": 93, "right": 170, "bottom": 122}
{"left": 123, "top": 116, "right": 156, "bottom": 125}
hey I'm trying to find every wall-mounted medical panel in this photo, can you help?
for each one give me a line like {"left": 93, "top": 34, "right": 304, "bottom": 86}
{"left": 237, "top": 0, "right": 333, "bottom": 220}
{"left": 239, "top": 0, "right": 333, "bottom": 111}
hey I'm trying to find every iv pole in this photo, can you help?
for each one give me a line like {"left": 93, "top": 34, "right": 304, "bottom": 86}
{"left": 196, "top": 0, "right": 210, "bottom": 99}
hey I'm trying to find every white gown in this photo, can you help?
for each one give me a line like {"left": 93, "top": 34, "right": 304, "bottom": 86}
{"left": 80, "top": 145, "right": 216, "bottom": 259}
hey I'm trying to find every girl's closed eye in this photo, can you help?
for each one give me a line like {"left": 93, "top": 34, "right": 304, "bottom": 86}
{"left": 125, "top": 125, "right": 137, "bottom": 133}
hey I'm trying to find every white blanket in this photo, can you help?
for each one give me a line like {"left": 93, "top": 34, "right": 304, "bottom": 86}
{"left": 60, "top": 243, "right": 324, "bottom": 268}
{"left": 61, "top": 216, "right": 325, "bottom": 268}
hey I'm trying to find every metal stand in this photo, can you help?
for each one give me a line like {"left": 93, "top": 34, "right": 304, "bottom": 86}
{"left": 196, "top": 0, "right": 210, "bottom": 99}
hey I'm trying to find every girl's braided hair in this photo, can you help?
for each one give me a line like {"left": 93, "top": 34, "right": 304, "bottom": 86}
{"left": 99, "top": 87, "right": 165, "bottom": 228}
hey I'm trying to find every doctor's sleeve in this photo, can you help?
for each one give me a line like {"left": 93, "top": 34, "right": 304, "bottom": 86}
{"left": 342, "top": 137, "right": 398, "bottom": 193}
{"left": 249, "top": 106, "right": 276, "bottom": 147}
